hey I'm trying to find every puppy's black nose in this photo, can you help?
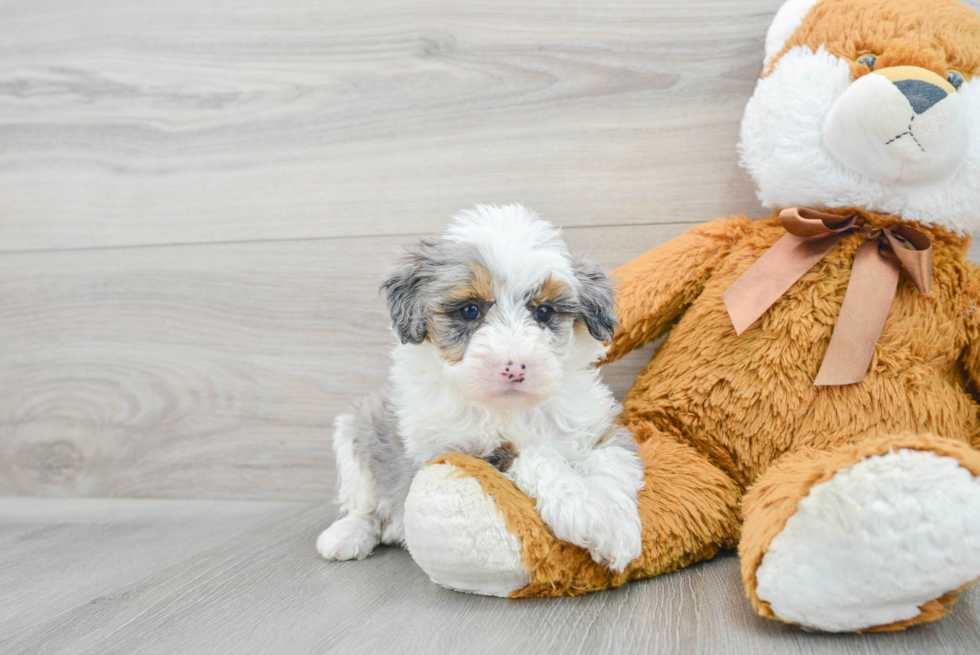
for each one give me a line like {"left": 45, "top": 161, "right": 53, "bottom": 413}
{"left": 894, "top": 79, "right": 948, "bottom": 114}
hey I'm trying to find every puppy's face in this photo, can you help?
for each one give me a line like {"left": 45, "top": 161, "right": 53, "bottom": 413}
{"left": 382, "top": 205, "right": 616, "bottom": 411}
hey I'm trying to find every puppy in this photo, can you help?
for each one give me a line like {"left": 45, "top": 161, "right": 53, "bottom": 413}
{"left": 317, "top": 204, "right": 644, "bottom": 572}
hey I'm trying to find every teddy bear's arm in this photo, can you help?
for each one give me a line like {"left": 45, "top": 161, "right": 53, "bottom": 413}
{"left": 605, "top": 218, "right": 744, "bottom": 363}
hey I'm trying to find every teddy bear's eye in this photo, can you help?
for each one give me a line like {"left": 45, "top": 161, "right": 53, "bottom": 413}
{"left": 856, "top": 54, "right": 878, "bottom": 70}
{"left": 947, "top": 71, "right": 965, "bottom": 90}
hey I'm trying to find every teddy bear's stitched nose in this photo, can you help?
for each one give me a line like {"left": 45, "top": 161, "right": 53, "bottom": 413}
{"left": 894, "top": 79, "right": 948, "bottom": 115}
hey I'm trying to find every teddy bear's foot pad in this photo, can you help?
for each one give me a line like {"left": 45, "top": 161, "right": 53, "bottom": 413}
{"left": 755, "top": 448, "right": 980, "bottom": 632}
{"left": 403, "top": 463, "right": 529, "bottom": 596}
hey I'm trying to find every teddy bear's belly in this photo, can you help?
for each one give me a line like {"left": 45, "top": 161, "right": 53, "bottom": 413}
{"left": 620, "top": 277, "right": 980, "bottom": 485}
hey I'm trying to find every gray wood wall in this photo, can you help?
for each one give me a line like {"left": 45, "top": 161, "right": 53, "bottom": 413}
{"left": 2, "top": 0, "right": 977, "bottom": 500}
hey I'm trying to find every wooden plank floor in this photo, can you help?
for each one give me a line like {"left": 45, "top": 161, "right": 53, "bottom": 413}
{"left": 5, "top": 0, "right": 980, "bottom": 652}
{"left": 3, "top": 497, "right": 980, "bottom": 655}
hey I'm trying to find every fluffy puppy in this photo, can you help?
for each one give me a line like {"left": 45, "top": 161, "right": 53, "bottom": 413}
{"left": 316, "top": 204, "right": 644, "bottom": 572}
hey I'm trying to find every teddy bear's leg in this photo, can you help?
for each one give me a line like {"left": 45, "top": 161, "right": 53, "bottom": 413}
{"left": 740, "top": 432, "right": 980, "bottom": 633}
{"left": 403, "top": 425, "right": 742, "bottom": 597}
{"left": 402, "top": 457, "right": 530, "bottom": 597}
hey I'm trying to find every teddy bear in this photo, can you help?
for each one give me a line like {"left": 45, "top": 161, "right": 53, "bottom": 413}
{"left": 398, "top": 0, "right": 980, "bottom": 633}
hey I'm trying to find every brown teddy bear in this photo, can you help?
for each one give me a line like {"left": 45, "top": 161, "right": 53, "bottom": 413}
{"left": 400, "top": 0, "right": 980, "bottom": 632}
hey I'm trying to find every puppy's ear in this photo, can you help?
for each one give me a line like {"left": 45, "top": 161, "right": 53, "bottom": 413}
{"left": 381, "top": 244, "right": 431, "bottom": 345}
{"left": 572, "top": 256, "right": 618, "bottom": 342}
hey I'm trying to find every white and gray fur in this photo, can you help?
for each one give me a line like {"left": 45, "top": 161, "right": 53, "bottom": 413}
{"left": 317, "top": 204, "right": 644, "bottom": 572}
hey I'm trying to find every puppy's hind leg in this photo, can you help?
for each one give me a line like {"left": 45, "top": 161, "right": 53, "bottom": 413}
{"left": 317, "top": 414, "right": 382, "bottom": 560}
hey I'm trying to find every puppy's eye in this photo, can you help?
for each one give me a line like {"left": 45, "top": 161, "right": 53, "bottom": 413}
{"left": 947, "top": 70, "right": 965, "bottom": 90}
{"left": 856, "top": 54, "right": 878, "bottom": 70}
{"left": 534, "top": 305, "right": 554, "bottom": 323}
{"left": 459, "top": 304, "right": 482, "bottom": 321}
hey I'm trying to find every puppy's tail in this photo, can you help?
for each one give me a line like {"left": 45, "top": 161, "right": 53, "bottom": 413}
{"left": 332, "top": 414, "right": 378, "bottom": 516}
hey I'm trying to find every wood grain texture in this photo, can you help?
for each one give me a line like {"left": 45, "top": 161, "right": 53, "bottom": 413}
{"left": 0, "top": 497, "right": 305, "bottom": 641}
{"left": 0, "top": 223, "right": 687, "bottom": 500}
{"left": 2, "top": 497, "right": 979, "bottom": 655}
{"left": 0, "top": 0, "right": 782, "bottom": 251}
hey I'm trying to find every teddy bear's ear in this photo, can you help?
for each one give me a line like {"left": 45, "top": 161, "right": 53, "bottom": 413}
{"left": 572, "top": 256, "right": 618, "bottom": 342}
{"left": 380, "top": 243, "right": 432, "bottom": 345}
{"left": 764, "top": 0, "right": 821, "bottom": 69}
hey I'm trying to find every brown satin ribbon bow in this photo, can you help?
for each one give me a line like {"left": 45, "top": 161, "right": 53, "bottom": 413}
{"left": 721, "top": 207, "right": 932, "bottom": 386}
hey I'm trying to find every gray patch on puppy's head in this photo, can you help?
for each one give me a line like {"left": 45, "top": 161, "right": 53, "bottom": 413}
{"left": 380, "top": 240, "right": 434, "bottom": 344}
{"left": 571, "top": 256, "right": 618, "bottom": 342}
{"left": 380, "top": 235, "right": 485, "bottom": 347}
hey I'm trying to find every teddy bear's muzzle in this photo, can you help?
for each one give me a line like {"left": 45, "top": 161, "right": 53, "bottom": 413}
{"left": 822, "top": 65, "right": 969, "bottom": 187}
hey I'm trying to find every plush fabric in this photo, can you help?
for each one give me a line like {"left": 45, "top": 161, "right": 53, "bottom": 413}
{"left": 741, "top": 0, "right": 980, "bottom": 231}
{"left": 740, "top": 433, "right": 980, "bottom": 631}
{"left": 611, "top": 210, "right": 980, "bottom": 490}
{"left": 425, "top": 433, "right": 741, "bottom": 598}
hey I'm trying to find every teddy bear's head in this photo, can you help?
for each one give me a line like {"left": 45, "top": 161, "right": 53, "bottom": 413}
{"left": 739, "top": 0, "right": 980, "bottom": 232}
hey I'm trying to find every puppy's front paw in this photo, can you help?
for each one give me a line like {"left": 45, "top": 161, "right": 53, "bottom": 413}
{"left": 316, "top": 514, "right": 380, "bottom": 561}
{"left": 538, "top": 492, "right": 643, "bottom": 573}
{"left": 586, "top": 506, "right": 643, "bottom": 573}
